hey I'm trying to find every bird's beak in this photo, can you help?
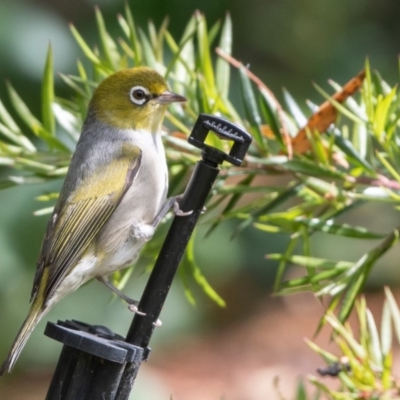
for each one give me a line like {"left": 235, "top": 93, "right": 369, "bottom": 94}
{"left": 157, "top": 90, "right": 187, "bottom": 105}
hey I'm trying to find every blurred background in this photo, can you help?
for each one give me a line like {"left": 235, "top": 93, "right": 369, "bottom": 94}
{"left": 1, "top": 0, "right": 400, "bottom": 399}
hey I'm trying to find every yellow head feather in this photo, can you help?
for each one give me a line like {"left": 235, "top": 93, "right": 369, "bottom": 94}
{"left": 90, "top": 67, "right": 173, "bottom": 131}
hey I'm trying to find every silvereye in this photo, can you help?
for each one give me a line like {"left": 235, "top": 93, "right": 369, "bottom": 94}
{"left": 0, "top": 66, "right": 186, "bottom": 375}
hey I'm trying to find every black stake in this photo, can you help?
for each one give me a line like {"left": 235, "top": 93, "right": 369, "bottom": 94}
{"left": 44, "top": 114, "right": 252, "bottom": 400}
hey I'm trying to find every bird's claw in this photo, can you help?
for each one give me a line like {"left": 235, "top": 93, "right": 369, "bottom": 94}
{"left": 173, "top": 200, "right": 193, "bottom": 217}
{"left": 127, "top": 303, "right": 162, "bottom": 326}
{"left": 128, "top": 303, "right": 146, "bottom": 316}
{"left": 153, "top": 319, "right": 163, "bottom": 327}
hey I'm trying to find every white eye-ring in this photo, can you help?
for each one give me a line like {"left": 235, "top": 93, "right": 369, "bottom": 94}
{"left": 129, "top": 86, "right": 150, "bottom": 105}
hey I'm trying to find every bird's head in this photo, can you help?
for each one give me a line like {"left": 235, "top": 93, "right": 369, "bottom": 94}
{"left": 90, "top": 67, "right": 186, "bottom": 131}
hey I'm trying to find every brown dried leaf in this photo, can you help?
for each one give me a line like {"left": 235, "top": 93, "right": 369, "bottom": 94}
{"left": 291, "top": 70, "right": 366, "bottom": 154}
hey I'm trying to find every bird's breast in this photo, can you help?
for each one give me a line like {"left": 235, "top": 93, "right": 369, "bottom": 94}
{"left": 95, "top": 130, "right": 168, "bottom": 262}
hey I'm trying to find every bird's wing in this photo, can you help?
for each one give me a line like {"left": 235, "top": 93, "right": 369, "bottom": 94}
{"left": 32, "top": 143, "right": 142, "bottom": 303}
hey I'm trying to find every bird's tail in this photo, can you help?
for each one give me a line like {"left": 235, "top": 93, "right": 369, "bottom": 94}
{"left": 0, "top": 302, "right": 44, "bottom": 376}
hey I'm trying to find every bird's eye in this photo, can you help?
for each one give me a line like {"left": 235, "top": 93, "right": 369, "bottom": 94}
{"left": 129, "top": 86, "right": 149, "bottom": 106}
{"left": 133, "top": 89, "right": 145, "bottom": 99}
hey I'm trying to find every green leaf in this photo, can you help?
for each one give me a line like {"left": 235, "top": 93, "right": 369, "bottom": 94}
{"left": 238, "top": 66, "right": 265, "bottom": 151}
{"left": 186, "top": 235, "right": 225, "bottom": 307}
{"left": 117, "top": 13, "right": 130, "bottom": 38}
{"left": 366, "top": 308, "right": 382, "bottom": 367}
{"left": 283, "top": 88, "right": 307, "bottom": 128}
{"left": 0, "top": 99, "right": 20, "bottom": 132}
{"left": 337, "top": 229, "right": 400, "bottom": 322}
{"left": 330, "top": 128, "right": 375, "bottom": 173}
{"left": 95, "top": 6, "right": 118, "bottom": 70}
{"left": 154, "top": 17, "right": 169, "bottom": 62}
{"left": 8, "top": 175, "right": 47, "bottom": 185}
{"left": 376, "top": 151, "right": 400, "bottom": 183}
{"left": 118, "top": 37, "right": 134, "bottom": 63}
{"left": 325, "top": 312, "right": 366, "bottom": 359}
{"left": 6, "top": 82, "right": 67, "bottom": 151}
{"left": 257, "top": 216, "right": 383, "bottom": 239}
{"left": 0, "top": 120, "right": 35, "bottom": 152}
{"left": 41, "top": 45, "right": 55, "bottom": 136}
{"left": 70, "top": 24, "right": 102, "bottom": 67}
{"left": 295, "top": 217, "right": 384, "bottom": 239}
{"left": 0, "top": 157, "right": 13, "bottom": 166}
{"left": 373, "top": 86, "right": 397, "bottom": 140}
{"left": 0, "top": 141, "right": 24, "bottom": 156}
{"left": 208, "top": 19, "right": 221, "bottom": 46}
{"left": 259, "top": 88, "right": 283, "bottom": 145}
{"left": 179, "top": 260, "right": 197, "bottom": 306}
{"left": 122, "top": 4, "right": 142, "bottom": 65}
{"left": 196, "top": 12, "right": 216, "bottom": 92}
{"left": 35, "top": 192, "right": 59, "bottom": 202}
{"left": 33, "top": 206, "right": 54, "bottom": 216}
{"left": 295, "top": 380, "right": 307, "bottom": 400}
{"left": 385, "top": 286, "right": 400, "bottom": 345}
{"left": 279, "top": 269, "right": 345, "bottom": 291}
{"left": 14, "top": 157, "right": 55, "bottom": 172}
{"left": 283, "top": 159, "right": 347, "bottom": 180}
{"left": 148, "top": 19, "right": 158, "bottom": 56}
{"left": 380, "top": 299, "right": 392, "bottom": 358}
{"left": 76, "top": 60, "right": 92, "bottom": 97}
{"left": 273, "top": 237, "right": 298, "bottom": 291}
{"left": 308, "top": 376, "right": 335, "bottom": 397}
{"left": 138, "top": 28, "right": 156, "bottom": 68}
{"left": 363, "top": 58, "right": 374, "bottom": 120}
{"left": 305, "top": 338, "right": 338, "bottom": 365}
{"left": 268, "top": 254, "right": 354, "bottom": 270}
{"left": 215, "top": 13, "right": 232, "bottom": 98}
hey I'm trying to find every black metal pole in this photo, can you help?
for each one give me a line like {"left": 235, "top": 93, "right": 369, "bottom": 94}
{"left": 128, "top": 159, "right": 219, "bottom": 346}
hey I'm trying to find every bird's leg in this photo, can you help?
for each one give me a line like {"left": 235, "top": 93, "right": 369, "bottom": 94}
{"left": 152, "top": 195, "right": 193, "bottom": 228}
{"left": 96, "top": 276, "right": 162, "bottom": 326}
{"left": 96, "top": 276, "right": 145, "bottom": 315}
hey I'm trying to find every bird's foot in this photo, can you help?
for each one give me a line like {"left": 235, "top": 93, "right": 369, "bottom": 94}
{"left": 172, "top": 197, "right": 193, "bottom": 217}
{"left": 127, "top": 301, "right": 146, "bottom": 316}
{"left": 152, "top": 195, "right": 193, "bottom": 227}
{"left": 127, "top": 302, "right": 162, "bottom": 326}
{"left": 97, "top": 276, "right": 146, "bottom": 314}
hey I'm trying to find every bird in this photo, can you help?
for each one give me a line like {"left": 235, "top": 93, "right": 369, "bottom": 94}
{"left": 0, "top": 66, "right": 187, "bottom": 375}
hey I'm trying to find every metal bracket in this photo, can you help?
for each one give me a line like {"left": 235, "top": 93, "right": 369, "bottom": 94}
{"left": 188, "top": 113, "right": 252, "bottom": 166}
